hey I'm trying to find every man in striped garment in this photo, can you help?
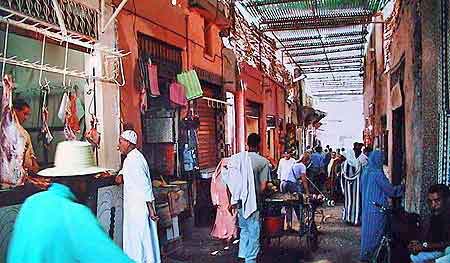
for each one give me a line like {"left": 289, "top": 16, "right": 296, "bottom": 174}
{"left": 340, "top": 143, "right": 368, "bottom": 225}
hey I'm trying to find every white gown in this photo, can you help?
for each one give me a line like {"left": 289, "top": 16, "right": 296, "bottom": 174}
{"left": 120, "top": 148, "right": 161, "bottom": 263}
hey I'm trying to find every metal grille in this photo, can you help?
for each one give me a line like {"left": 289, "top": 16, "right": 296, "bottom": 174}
{"left": 0, "top": 0, "right": 98, "bottom": 38}
{"left": 138, "top": 33, "right": 182, "bottom": 69}
{"left": 438, "top": 0, "right": 450, "bottom": 185}
{"left": 142, "top": 109, "right": 176, "bottom": 143}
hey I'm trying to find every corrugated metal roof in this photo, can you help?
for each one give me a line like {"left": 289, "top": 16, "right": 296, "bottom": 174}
{"left": 239, "top": 0, "right": 388, "bottom": 96}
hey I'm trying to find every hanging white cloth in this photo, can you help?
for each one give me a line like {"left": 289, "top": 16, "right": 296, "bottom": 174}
{"left": 57, "top": 92, "right": 69, "bottom": 121}
{"left": 222, "top": 151, "right": 257, "bottom": 219}
{"left": 120, "top": 148, "right": 161, "bottom": 263}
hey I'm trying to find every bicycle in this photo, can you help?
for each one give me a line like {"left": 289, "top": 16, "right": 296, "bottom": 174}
{"left": 370, "top": 202, "right": 392, "bottom": 263}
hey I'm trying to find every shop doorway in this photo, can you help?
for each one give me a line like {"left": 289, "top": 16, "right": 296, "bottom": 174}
{"left": 246, "top": 101, "right": 261, "bottom": 139}
{"left": 390, "top": 59, "right": 406, "bottom": 186}
{"left": 138, "top": 34, "right": 182, "bottom": 178}
{"left": 196, "top": 85, "right": 219, "bottom": 169}
{"left": 392, "top": 106, "right": 406, "bottom": 185}
{"left": 246, "top": 117, "right": 259, "bottom": 136}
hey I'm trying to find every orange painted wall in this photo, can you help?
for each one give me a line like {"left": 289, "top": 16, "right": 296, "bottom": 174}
{"left": 240, "top": 62, "right": 264, "bottom": 104}
{"left": 116, "top": 0, "right": 225, "bottom": 148}
{"left": 265, "top": 77, "right": 286, "bottom": 160}
{"left": 239, "top": 62, "right": 286, "bottom": 158}
{"left": 264, "top": 79, "right": 276, "bottom": 116}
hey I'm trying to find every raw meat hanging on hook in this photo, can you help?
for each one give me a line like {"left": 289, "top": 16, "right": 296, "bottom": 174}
{"left": 85, "top": 116, "right": 101, "bottom": 148}
{"left": 139, "top": 86, "right": 148, "bottom": 113}
{"left": 40, "top": 86, "right": 53, "bottom": 146}
{"left": 0, "top": 74, "right": 26, "bottom": 188}
{"left": 67, "top": 92, "right": 81, "bottom": 133}
{"left": 62, "top": 91, "right": 80, "bottom": 141}
{"left": 41, "top": 107, "right": 53, "bottom": 145}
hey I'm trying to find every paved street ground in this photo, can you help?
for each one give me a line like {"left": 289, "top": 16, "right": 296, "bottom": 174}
{"left": 166, "top": 205, "right": 361, "bottom": 263}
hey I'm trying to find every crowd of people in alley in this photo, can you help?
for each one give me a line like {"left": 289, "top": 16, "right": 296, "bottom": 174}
{"left": 276, "top": 143, "right": 450, "bottom": 263}
{"left": 5, "top": 131, "right": 450, "bottom": 263}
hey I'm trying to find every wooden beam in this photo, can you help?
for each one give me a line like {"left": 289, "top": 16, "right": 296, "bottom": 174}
{"left": 306, "top": 75, "right": 362, "bottom": 80}
{"left": 291, "top": 55, "right": 363, "bottom": 64}
{"left": 289, "top": 45, "right": 364, "bottom": 57}
{"left": 283, "top": 38, "right": 365, "bottom": 49}
{"left": 261, "top": 15, "right": 371, "bottom": 31}
{"left": 260, "top": 12, "right": 371, "bottom": 25}
{"left": 303, "top": 68, "right": 362, "bottom": 74}
{"left": 278, "top": 29, "right": 368, "bottom": 44}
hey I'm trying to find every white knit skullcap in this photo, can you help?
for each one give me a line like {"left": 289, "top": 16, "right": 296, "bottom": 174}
{"left": 120, "top": 130, "right": 137, "bottom": 145}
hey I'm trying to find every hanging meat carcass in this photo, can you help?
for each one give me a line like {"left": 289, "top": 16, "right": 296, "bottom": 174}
{"left": 40, "top": 89, "right": 53, "bottom": 147}
{"left": 0, "top": 75, "right": 26, "bottom": 188}
{"left": 67, "top": 93, "right": 80, "bottom": 132}
{"left": 85, "top": 117, "right": 100, "bottom": 148}
{"left": 63, "top": 92, "right": 80, "bottom": 140}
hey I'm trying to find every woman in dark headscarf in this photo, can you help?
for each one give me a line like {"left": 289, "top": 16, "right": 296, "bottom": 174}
{"left": 360, "top": 150, "right": 405, "bottom": 262}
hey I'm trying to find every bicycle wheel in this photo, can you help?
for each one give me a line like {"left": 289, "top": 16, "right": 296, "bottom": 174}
{"left": 371, "top": 240, "right": 391, "bottom": 263}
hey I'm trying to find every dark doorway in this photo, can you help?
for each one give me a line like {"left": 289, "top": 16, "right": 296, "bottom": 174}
{"left": 392, "top": 106, "right": 406, "bottom": 185}
{"left": 390, "top": 57, "right": 406, "bottom": 186}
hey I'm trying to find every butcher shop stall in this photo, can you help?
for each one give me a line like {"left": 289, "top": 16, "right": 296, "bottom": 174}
{"left": 0, "top": 1, "right": 128, "bottom": 261}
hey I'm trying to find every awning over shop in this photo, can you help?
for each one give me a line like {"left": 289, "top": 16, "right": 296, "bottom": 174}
{"left": 300, "top": 106, "right": 327, "bottom": 127}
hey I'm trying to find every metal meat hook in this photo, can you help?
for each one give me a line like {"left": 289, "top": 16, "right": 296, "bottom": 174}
{"left": 1, "top": 22, "right": 9, "bottom": 79}
{"left": 38, "top": 35, "right": 47, "bottom": 87}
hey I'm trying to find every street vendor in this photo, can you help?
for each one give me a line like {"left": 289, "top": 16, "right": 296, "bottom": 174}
{"left": 13, "top": 97, "right": 39, "bottom": 174}
{"left": 280, "top": 153, "right": 311, "bottom": 195}
{"left": 280, "top": 152, "right": 311, "bottom": 230}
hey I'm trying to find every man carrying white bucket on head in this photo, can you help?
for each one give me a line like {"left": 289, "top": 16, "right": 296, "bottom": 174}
{"left": 116, "top": 130, "right": 161, "bottom": 263}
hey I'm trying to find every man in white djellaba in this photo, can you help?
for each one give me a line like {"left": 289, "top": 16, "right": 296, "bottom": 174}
{"left": 116, "top": 130, "right": 161, "bottom": 263}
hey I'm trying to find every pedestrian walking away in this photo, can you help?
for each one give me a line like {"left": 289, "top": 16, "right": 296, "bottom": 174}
{"left": 222, "top": 133, "right": 271, "bottom": 263}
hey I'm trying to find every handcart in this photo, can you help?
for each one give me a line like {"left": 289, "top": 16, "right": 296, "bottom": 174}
{"left": 262, "top": 192, "right": 325, "bottom": 251}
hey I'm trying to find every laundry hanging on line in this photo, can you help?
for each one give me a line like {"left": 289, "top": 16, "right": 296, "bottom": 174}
{"left": 147, "top": 63, "right": 160, "bottom": 97}
{"left": 176, "top": 70, "right": 203, "bottom": 100}
{"left": 137, "top": 57, "right": 161, "bottom": 98}
{"left": 169, "top": 82, "right": 187, "bottom": 106}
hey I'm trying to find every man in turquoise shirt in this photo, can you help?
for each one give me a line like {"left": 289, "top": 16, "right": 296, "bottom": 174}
{"left": 7, "top": 141, "right": 133, "bottom": 263}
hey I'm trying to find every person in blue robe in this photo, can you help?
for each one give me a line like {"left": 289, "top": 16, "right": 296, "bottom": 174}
{"left": 359, "top": 150, "right": 405, "bottom": 261}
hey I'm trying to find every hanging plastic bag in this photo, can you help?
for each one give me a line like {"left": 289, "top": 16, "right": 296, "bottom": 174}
{"left": 169, "top": 81, "right": 187, "bottom": 106}
{"left": 176, "top": 70, "right": 203, "bottom": 100}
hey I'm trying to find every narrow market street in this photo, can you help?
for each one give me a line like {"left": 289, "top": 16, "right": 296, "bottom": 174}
{"left": 1, "top": 0, "right": 450, "bottom": 263}
{"left": 166, "top": 205, "right": 360, "bottom": 263}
